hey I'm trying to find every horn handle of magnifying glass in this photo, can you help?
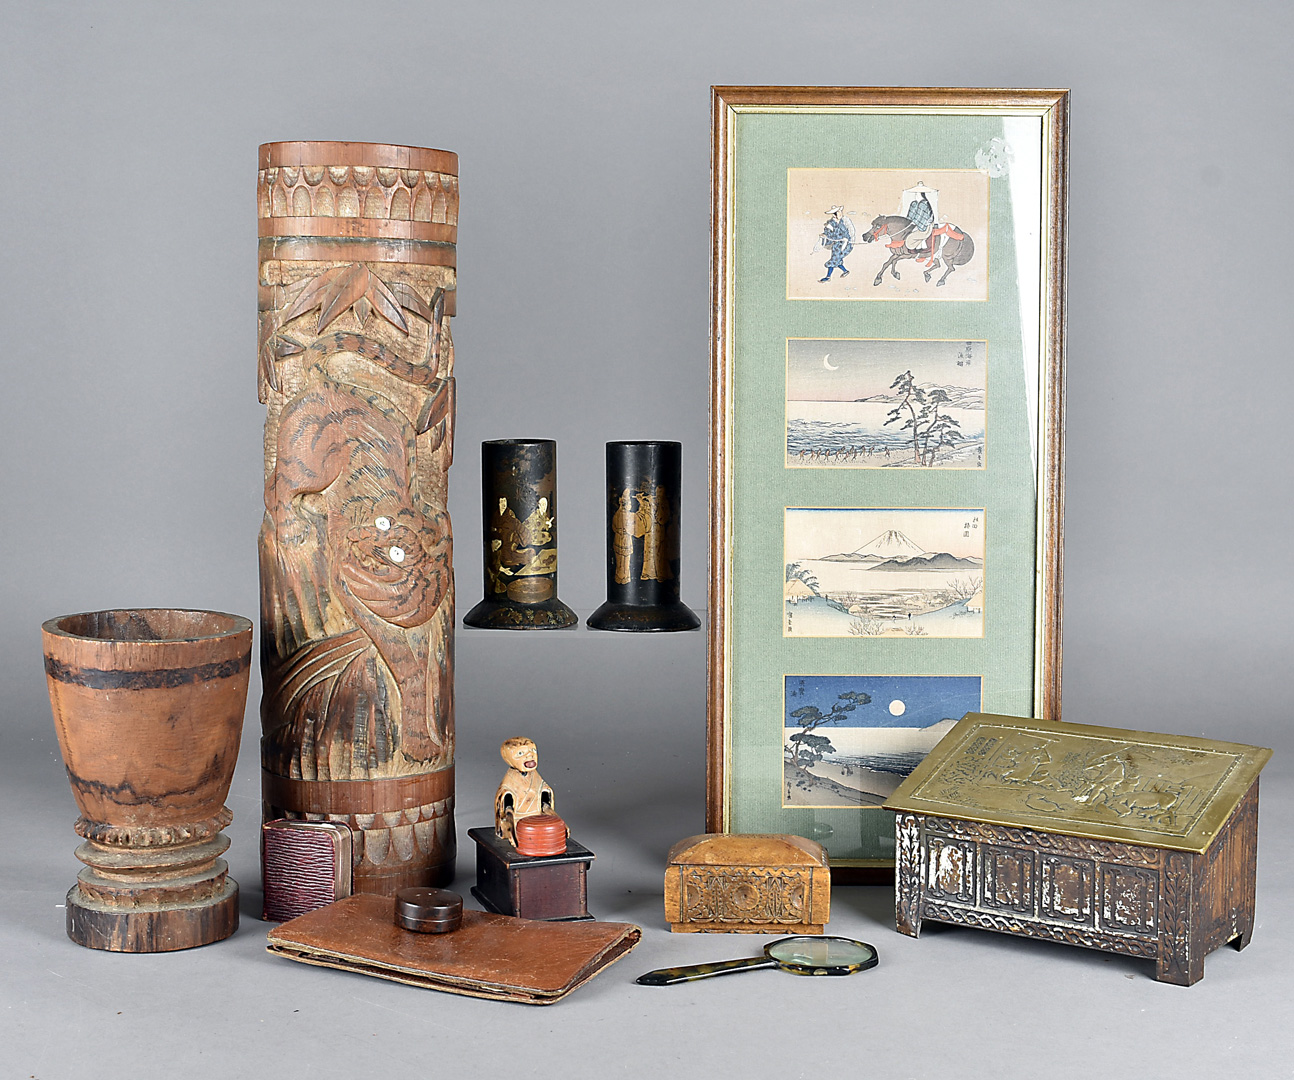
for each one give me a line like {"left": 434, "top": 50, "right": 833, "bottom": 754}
{"left": 636, "top": 955, "right": 780, "bottom": 985}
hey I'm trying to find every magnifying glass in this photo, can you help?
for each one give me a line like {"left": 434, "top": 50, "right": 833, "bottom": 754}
{"left": 636, "top": 935, "right": 878, "bottom": 986}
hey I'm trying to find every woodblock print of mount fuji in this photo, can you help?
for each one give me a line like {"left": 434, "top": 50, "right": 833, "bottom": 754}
{"left": 784, "top": 508, "right": 985, "bottom": 638}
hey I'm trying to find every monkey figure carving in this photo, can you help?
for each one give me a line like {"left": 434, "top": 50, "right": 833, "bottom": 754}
{"left": 493, "top": 737, "right": 563, "bottom": 845}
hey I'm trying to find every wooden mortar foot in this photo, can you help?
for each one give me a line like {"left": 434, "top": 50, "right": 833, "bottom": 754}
{"left": 65, "top": 833, "right": 239, "bottom": 952}
{"left": 66, "top": 876, "right": 239, "bottom": 952}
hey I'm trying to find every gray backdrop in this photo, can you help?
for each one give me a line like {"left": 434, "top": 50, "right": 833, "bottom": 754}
{"left": 2, "top": 2, "right": 1290, "bottom": 1076}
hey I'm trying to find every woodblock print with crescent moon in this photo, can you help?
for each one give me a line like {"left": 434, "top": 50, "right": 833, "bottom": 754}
{"left": 786, "top": 338, "right": 986, "bottom": 469}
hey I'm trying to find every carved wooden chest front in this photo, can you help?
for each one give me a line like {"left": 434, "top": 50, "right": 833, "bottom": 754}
{"left": 664, "top": 834, "right": 830, "bottom": 934}
{"left": 884, "top": 714, "right": 1270, "bottom": 985}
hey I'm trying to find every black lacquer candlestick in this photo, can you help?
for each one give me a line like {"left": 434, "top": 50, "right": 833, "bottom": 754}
{"left": 463, "top": 440, "right": 577, "bottom": 630}
{"left": 587, "top": 441, "right": 700, "bottom": 632}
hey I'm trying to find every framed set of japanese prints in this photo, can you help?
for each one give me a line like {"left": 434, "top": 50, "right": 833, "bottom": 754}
{"left": 707, "top": 87, "right": 1068, "bottom": 879}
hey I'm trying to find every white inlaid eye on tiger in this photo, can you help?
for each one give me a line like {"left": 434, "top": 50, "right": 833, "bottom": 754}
{"left": 375, "top": 516, "right": 392, "bottom": 531}
{"left": 389, "top": 546, "right": 406, "bottom": 563}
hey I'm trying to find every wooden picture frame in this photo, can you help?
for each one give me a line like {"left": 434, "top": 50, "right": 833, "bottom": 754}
{"left": 707, "top": 87, "right": 1068, "bottom": 882}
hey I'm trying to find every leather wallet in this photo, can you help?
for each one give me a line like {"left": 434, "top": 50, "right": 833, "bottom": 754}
{"left": 266, "top": 893, "right": 641, "bottom": 1004}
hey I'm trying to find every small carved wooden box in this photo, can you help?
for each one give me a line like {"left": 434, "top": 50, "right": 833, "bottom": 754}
{"left": 884, "top": 714, "right": 1271, "bottom": 985}
{"left": 664, "top": 834, "right": 830, "bottom": 934}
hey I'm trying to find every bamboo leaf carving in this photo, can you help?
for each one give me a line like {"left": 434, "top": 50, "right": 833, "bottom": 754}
{"left": 364, "top": 273, "right": 409, "bottom": 333}
{"left": 388, "top": 281, "right": 438, "bottom": 324}
{"left": 280, "top": 263, "right": 416, "bottom": 336}
{"left": 280, "top": 264, "right": 349, "bottom": 326}
{"left": 257, "top": 320, "right": 282, "bottom": 399}
{"left": 316, "top": 263, "right": 370, "bottom": 332}
{"left": 416, "top": 378, "right": 454, "bottom": 435}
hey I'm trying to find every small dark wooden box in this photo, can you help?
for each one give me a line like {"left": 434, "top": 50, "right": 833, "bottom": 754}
{"left": 885, "top": 714, "right": 1271, "bottom": 985}
{"left": 469, "top": 827, "right": 594, "bottom": 922}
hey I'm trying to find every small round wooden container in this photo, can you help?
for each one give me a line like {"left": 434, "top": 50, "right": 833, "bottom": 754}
{"left": 394, "top": 887, "right": 463, "bottom": 933}
{"left": 515, "top": 814, "right": 568, "bottom": 856}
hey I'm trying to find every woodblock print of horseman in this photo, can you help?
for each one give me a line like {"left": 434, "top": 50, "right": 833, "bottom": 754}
{"left": 859, "top": 184, "right": 976, "bottom": 288}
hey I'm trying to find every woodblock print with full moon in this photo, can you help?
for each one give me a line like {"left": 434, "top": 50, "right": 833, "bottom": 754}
{"left": 784, "top": 673, "right": 983, "bottom": 808}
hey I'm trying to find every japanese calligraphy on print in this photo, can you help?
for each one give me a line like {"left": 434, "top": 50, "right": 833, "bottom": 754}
{"left": 786, "top": 338, "right": 986, "bottom": 469}
{"left": 784, "top": 508, "right": 984, "bottom": 638}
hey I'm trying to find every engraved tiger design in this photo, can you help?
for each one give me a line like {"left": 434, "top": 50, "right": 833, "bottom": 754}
{"left": 261, "top": 332, "right": 454, "bottom": 777}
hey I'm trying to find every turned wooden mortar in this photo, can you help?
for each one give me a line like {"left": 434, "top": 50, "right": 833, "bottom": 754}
{"left": 42, "top": 609, "right": 252, "bottom": 952}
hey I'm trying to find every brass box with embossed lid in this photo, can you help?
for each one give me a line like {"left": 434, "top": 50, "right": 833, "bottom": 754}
{"left": 664, "top": 834, "right": 830, "bottom": 934}
{"left": 883, "top": 714, "right": 1271, "bottom": 984}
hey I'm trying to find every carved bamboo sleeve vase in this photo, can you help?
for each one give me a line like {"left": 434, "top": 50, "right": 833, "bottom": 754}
{"left": 463, "top": 440, "right": 577, "bottom": 629}
{"left": 43, "top": 609, "right": 251, "bottom": 951}
{"left": 258, "top": 142, "right": 458, "bottom": 893}
{"left": 588, "top": 441, "right": 699, "bottom": 631}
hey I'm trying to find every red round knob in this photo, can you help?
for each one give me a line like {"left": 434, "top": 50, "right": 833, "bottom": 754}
{"left": 515, "top": 813, "right": 567, "bottom": 856}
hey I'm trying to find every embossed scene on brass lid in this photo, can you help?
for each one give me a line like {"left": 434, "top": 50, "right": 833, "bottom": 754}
{"left": 883, "top": 713, "right": 1272, "bottom": 853}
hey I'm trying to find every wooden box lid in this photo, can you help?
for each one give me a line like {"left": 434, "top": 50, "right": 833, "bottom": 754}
{"left": 883, "top": 713, "right": 1272, "bottom": 854}
{"left": 666, "top": 833, "right": 828, "bottom": 868}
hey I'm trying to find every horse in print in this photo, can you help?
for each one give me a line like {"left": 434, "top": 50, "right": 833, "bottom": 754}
{"left": 859, "top": 215, "right": 976, "bottom": 288}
